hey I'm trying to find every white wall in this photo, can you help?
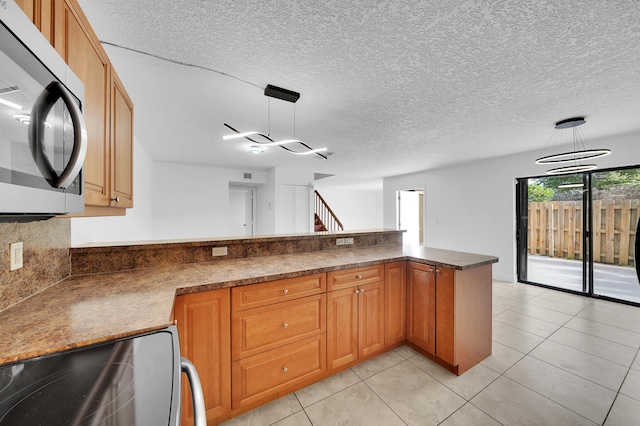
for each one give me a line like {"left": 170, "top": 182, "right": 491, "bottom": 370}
{"left": 71, "top": 139, "right": 270, "bottom": 245}
{"left": 71, "top": 137, "right": 154, "bottom": 245}
{"left": 312, "top": 187, "right": 383, "bottom": 230}
{"left": 150, "top": 163, "right": 270, "bottom": 240}
{"left": 150, "top": 162, "right": 231, "bottom": 240}
{"left": 383, "top": 130, "right": 640, "bottom": 283}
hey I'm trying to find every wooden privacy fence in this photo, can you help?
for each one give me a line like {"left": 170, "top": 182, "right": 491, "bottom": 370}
{"left": 528, "top": 199, "right": 638, "bottom": 266}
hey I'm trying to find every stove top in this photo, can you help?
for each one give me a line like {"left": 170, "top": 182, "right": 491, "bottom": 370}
{"left": 0, "top": 327, "right": 181, "bottom": 426}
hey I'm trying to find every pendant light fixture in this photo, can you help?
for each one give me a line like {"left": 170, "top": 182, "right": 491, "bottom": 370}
{"left": 536, "top": 117, "right": 611, "bottom": 175}
{"left": 224, "top": 85, "right": 328, "bottom": 159}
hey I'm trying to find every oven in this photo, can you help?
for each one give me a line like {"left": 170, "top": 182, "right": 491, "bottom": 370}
{"left": 0, "top": 326, "right": 205, "bottom": 426}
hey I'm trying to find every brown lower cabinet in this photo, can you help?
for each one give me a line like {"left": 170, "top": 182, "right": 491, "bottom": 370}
{"left": 384, "top": 262, "right": 407, "bottom": 346}
{"left": 232, "top": 334, "right": 326, "bottom": 409}
{"left": 230, "top": 276, "right": 327, "bottom": 415}
{"left": 406, "top": 262, "right": 437, "bottom": 354}
{"left": 327, "top": 266, "right": 386, "bottom": 372}
{"left": 174, "top": 289, "right": 231, "bottom": 426}
{"left": 406, "top": 261, "right": 493, "bottom": 375}
{"left": 175, "top": 260, "right": 491, "bottom": 424}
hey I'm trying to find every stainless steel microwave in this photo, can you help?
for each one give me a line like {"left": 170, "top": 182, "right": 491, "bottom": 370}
{"left": 0, "top": 0, "right": 87, "bottom": 222}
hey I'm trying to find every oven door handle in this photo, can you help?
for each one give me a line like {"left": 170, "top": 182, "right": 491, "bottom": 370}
{"left": 29, "top": 81, "right": 88, "bottom": 189}
{"left": 181, "top": 357, "right": 206, "bottom": 426}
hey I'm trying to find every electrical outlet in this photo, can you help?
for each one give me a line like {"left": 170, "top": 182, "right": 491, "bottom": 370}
{"left": 212, "top": 247, "right": 228, "bottom": 256}
{"left": 344, "top": 238, "right": 354, "bottom": 245}
{"left": 336, "top": 238, "right": 345, "bottom": 246}
{"left": 10, "top": 242, "right": 23, "bottom": 271}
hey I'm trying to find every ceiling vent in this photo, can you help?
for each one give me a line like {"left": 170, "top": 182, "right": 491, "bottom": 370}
{"left": 244, "top": 173, "right": 252, "bottom": 179}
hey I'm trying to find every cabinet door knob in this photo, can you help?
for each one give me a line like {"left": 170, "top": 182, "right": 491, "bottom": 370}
{"left": 428, "top": 268, "right": 434, "bottom": 273}
{"left": 111, "top": 196, "right": 120, "bottom": 203}
{"left": 436, "top": 269, "right": 440, "bottom": 274}
{"left": 283, "top": 289, "right": 289, "bottom": 294}
{"left": 283, "top": 323, "right": 289, "bottom": 329}
{"left": 283, "top": 367, "right": 288, "bottom": 373}
{"left": 354, "top": 289, "right": 359, "bottom": 294}
{"left": 356, "top": 275, "right": 363, "bottom": 279}
{"left": 360, "top": 288, "right": 365, "bottom": 293}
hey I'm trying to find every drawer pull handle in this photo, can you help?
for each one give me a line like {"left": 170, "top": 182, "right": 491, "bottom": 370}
{"left": 283, "top": 367, "right": 288, "bottom": 373}
{"left": 283, "top": 323, "right": 289, "bottom": 329}
{"left": 355, "top": 289, "right": 359, "bottom": 294}
{"left": 283, "top": 289, "right": 289, "bottom": 294}
{"left": 356, "top": 275, "right": 363, "bottom": 279}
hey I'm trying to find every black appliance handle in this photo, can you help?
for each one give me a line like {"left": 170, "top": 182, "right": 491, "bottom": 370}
{"left": 181, "top": 357, "right": 206, "bottom": 426}
{"left": 28, "top": 81, "right": 87, "bottom": 189}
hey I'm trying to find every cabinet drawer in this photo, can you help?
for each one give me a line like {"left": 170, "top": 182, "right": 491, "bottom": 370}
{"left": 232, "top": 334, "right": 326, "bottom": 409}
{"left": 327, "top": 265, "right": 384, "bottom": 291}
{"left": 232, "top": 294, "right": 326, "bottom": 360}
{"left": 232, "top": 273, "right": 326, "bottom": 311}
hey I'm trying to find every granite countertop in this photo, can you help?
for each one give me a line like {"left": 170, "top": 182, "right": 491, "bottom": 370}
{"left": 0, "top": 245, "right": 497, "bottom": 365}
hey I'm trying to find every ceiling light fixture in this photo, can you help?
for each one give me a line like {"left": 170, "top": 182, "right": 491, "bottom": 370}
{"left": 224, "top": 131, "right": 259, "bottom": 140}
{"left": 536, "top": 117, "right": 611, "bottom": 175}
{"left": 247, "top": 145, "right": 264, "bottom": 155}
{"left": 224, "top": 84, "right": 328, "bottom": 159}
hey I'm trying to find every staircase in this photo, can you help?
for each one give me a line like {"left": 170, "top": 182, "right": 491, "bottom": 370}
{"left": 314, "top": 190, "right": 344, "bottom": 232}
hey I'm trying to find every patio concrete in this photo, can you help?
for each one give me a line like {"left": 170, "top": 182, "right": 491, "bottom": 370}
{"left": 527, "top": 254, "right": 640, "bottom": 303}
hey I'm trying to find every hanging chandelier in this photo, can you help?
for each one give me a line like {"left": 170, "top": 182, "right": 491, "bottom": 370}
{"left": 535, "top": 117, "right": 611, "bottom": 175}
{"left": 223, "top": 84, "right": 328, "bottom": 159}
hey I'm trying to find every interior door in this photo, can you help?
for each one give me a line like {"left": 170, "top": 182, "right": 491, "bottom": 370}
{"left": 397, "top": 188, "right": 424, "bottom": 246}
{"left": 229, "top": 186, "right": 255, "bottom": 237}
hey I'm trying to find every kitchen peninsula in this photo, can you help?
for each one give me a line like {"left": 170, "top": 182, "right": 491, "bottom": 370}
{"left": 0, "top": 230, "right": 497, "bottom": 424}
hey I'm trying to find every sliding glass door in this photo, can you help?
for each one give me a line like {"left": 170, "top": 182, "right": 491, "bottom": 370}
{"left": 517, "top": 166, "right": 640, "bottom": 304}
{"left": 517, "top": 175, "right": 587, "bottom": 293}
{"left": 591, "top": 168, "right": 640, "bottom": 303}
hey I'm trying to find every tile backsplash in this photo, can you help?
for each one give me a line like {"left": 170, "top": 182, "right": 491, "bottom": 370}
{"left": 0, "top": 218, "right": 71, "bottom": 311}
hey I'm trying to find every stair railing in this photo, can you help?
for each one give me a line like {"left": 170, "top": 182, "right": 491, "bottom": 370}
{"left": 314, "top": 190, "right": 344, "bottom": 232}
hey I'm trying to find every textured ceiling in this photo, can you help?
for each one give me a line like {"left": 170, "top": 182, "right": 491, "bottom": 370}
{"left": 78, "top": 0, "right": 640, "bottom": 190}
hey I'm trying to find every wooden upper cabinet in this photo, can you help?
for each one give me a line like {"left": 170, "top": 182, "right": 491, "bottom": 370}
{"left": 14, "top": 0, "right": 35, "bottom": 22}
{"left": 61, "top": 2, "right": 111, "bottom": 208}
{"left": 14, "top": 0, "right": 54, "bottom": 42}
{"left": 110, "top": 67, "right": 133, "bottom": 208}
{"left": 16, "top": 0, "right": 134, "bottom": 215}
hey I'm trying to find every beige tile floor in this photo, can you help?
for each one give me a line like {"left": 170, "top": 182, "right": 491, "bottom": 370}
{"left": 221, "top": 280, "right": 640, "bottom": 425}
